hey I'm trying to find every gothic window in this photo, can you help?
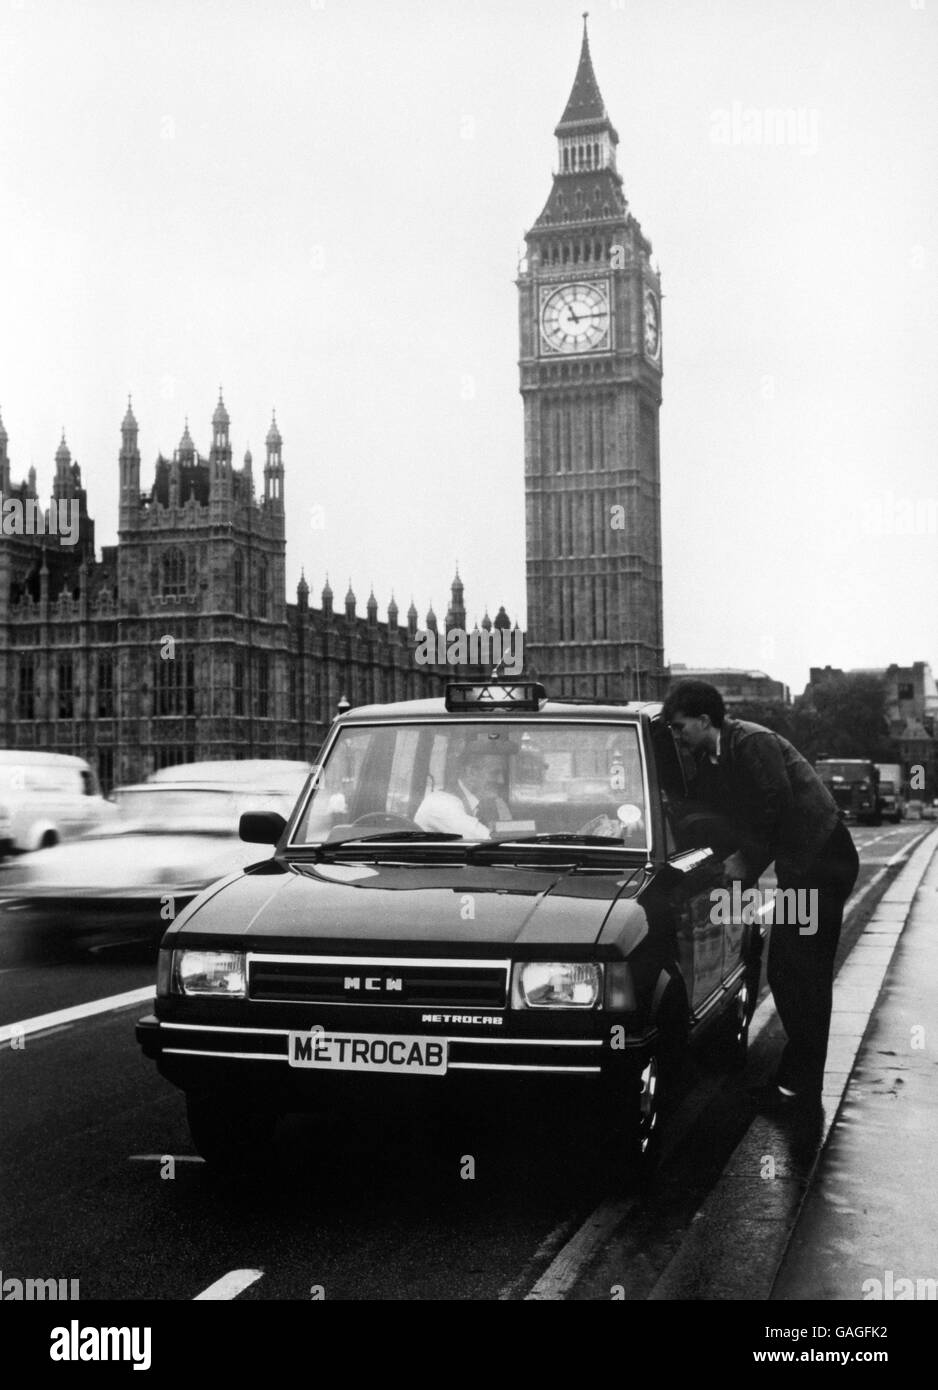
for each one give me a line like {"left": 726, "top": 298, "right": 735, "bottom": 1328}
{"left": 289, "top": 666, "right": 297, "bottom": 721}
{"left": 97, "top": 655, "right": 115, "bottom": 718}
{"left": 57, "top": 657, "right": 74, "bottom": 720}
{"left": 97, "top": 747, "right": 114, "bottom": 795}
{"left": 256, "top": 653, "right": 269, "bottom": 717}
{"left": 233, "top": 552, "right": 244, "bottom": 613}
{"left": 233, "top": 659, "right": 245, "bottom": 716}
{"left": 17, "top": 657, "right": 35, "bottom": 720}
{"left": 257, "top": 556, "right": 269, "bottom": 619}
{"left": 162, "top": 547, "right": 186, "bottom": 597}
{"left": 563, "top": 149, "right": 569, "bottom": 171}
{"left": 153, "top": 650, "right": 195, "bottom": 715}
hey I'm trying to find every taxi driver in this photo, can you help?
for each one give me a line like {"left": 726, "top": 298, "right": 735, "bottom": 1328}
{"left": 415, "top": 743, "right": 512, "bottom": 839}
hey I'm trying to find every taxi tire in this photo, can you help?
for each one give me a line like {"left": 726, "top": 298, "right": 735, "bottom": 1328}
{"left": 185, "top": 1092, "right": 277, "bottom": 1174}
{"left": 601, "top": 1051, "right": 666, "bottom": 1191}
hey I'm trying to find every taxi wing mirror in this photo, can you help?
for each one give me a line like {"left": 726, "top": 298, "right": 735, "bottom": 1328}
{"left": 240, "top": 811, "right": 287, "bottom": 845}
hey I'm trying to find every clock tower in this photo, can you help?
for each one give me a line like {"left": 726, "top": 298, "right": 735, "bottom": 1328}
{"left": 518, "top": 16, "right": 665, "bottom": 700}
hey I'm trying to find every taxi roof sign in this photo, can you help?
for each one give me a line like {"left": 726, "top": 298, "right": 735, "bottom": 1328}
{"left": 444, "top": 681, "right": 547, "bottom": 713}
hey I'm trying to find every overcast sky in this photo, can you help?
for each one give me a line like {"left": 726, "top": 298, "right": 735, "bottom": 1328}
{"left": 1, "top": 0, "right": 936, "bottom": 694}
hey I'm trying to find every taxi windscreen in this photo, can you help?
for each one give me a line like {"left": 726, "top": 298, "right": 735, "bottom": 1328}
{"left": 291, "top": 721, "right": 648, "bottom": 846}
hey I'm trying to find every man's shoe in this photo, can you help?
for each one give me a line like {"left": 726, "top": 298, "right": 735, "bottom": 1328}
{"left": 747, "top": 1082, "right": 822, "bottom": 1115}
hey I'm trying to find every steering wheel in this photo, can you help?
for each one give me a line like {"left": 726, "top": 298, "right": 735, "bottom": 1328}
{"left": 348, "top": 812, "right": 420, "bottom": 831}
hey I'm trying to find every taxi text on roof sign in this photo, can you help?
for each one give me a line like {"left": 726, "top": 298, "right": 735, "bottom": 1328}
{"left": 444, "top": 682, "right": 547, "bottom": 712}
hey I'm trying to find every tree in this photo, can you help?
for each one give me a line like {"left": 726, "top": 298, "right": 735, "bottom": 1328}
{"left": 731, "top": 701, "right": 800, "bottom": 746}
{"left": 793, "top": 673, "right": 898, "bottom": 764}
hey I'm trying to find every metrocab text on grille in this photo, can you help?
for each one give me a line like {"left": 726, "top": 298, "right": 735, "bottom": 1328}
{"left": 137, "top": 680, "right": 762, "bottom": 1184}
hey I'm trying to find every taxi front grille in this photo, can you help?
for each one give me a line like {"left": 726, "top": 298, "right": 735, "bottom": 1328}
{"left": 247, "top": 954, "right": 509, "bottom": 1009}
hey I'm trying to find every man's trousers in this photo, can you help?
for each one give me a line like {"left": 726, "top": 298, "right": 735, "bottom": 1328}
{"left": 767, "top": 819, "right": 860, "bottom": 1097}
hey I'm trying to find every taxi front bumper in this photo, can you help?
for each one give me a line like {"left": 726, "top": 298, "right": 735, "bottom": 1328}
{"left": 136, "top": 1012, "right": 653, "bottom": 1099}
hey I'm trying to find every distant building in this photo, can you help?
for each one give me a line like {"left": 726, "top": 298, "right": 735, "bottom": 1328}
{"left": 807, "top": 662, "right": 937, "bottom": 789}
{"left": 0, "top": 400, "right": 514, "bottom": 790}
{"left": 668, "top": 664, "right": 791, "bottom": 707}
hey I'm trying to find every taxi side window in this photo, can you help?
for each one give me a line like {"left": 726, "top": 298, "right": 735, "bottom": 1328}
{"left": 650, "top": 720, "right": 689, "bottom": 858}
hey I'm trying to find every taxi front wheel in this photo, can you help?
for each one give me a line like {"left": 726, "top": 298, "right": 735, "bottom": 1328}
{"left": 601, "top": 1052, "right": 665, "bottom": 1190}
{"left": 185, "top": 1091, "right": 277, "bottom": 1173}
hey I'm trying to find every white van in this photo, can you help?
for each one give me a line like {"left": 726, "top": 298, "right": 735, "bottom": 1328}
{"left": 0, "top": 751, "right": 118, "bottom": 852}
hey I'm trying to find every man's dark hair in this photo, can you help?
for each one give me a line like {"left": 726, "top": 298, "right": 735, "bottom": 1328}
{"left": 662, "top": 679, "right": 726, "bottom": 728}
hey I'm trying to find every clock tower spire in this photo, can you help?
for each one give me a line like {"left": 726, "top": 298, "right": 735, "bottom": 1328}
{"left": 518, "top": 17, "right": 664, "bottom": 700}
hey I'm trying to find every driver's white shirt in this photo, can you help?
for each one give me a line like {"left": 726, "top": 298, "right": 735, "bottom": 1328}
{"left": 414, "top": 780, "right": 501, "bottom": 839}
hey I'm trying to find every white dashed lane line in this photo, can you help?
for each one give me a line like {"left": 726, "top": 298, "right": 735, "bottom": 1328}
{"left": 128, "top": 1154, "right": 205, "bottom": 1163}
{"left": 0, "top": 985, "right": 154, "bottom": 1047}
{"left": 193, "top": 1270, "right": 264, "bottom": 1301}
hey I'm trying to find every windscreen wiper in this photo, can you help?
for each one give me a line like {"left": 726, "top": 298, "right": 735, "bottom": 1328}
{"left": 324, "top": 831, "right": 465, "bottom": 848}
{"left": 490, "top": 832, "right": 627, "bottom": 846}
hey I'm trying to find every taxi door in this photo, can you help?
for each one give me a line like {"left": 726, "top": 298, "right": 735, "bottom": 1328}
{"left": 667, "top": 848, "right": 725, "bottom": 1016}
{"left": 648, "top": 719, "right": 724, "bottom": 1017}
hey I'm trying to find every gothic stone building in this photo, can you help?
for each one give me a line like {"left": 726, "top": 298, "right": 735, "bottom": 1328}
{"left": 0, "top": 398, "right": 514, "bottom": 791}
{"left": 518, "top": 19, "right": 666, "bottom": 700}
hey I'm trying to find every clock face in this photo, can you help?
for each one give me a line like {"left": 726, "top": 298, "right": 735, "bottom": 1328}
{"left": 540, "top": 282, "right": 610, "bottom": 354}
{"left": 643, "top": 290, "right": 660, "bottom": 359}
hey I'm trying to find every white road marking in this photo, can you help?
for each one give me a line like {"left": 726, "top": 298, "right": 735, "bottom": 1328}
{"left": 128, "top": 1154, "right": 205, "bottom": 1163}
{"left": 0, "top": 985, "right": 154, "bottom": 1046}
{"left": 193, "top": 1269, "right": 264, "bottom": 1301}
{"left": 523, "top": 1199, "right": 633, "bottom": 1300}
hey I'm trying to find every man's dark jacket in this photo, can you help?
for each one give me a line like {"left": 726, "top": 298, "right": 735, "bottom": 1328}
{"left": 691, "top": 718, "right": 840, "bottom": 882}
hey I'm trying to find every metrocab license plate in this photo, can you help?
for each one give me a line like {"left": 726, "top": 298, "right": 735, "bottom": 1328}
{"left": 288, "top": 1029, "right": 448, "bottom": 1075}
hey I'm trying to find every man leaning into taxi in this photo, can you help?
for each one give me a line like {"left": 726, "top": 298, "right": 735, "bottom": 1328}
{"left": 662, "top": 679, "right": 859, "bottom": 1117}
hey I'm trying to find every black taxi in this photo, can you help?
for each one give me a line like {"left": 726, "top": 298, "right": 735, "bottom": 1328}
{"left": 136, "top": 682, "right": 762, "bottom": 1183}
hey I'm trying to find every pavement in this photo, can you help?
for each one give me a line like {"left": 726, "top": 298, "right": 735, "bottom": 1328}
{"left": 772, "top": 825, "right": 938, "bottom": 1300}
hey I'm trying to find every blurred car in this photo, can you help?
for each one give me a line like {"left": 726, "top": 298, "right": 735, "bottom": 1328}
{"left": 0, "top": 802, "right": 13, "bottom": 860}
{"left": 0, "top": 773, "right": 309, "bottom": 950}
{"left": 923, "top": 799, "right": 938, "bottom": 822}
{"left": 146, "top": 759, "right": 313, "bottom": 788}
{"left": 904, "top": 799, "right": 924, "bottom": 821}
{"left": 0, "top": 751, "right": 118, "bottom": 851}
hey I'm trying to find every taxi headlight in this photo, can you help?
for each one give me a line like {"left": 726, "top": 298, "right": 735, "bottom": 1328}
{"left": 512, "top": 961, "right": 602, "bottom": 1009}
{"left": 173, "top": 949, "right": 246, "bottom": 997}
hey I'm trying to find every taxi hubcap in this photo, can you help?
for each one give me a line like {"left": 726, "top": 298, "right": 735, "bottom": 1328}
{"left": 638, "top": 1056, "right": 659, "bottom": 1152}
